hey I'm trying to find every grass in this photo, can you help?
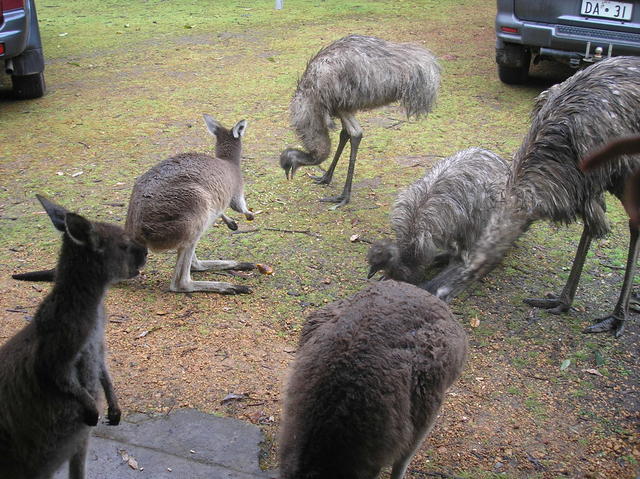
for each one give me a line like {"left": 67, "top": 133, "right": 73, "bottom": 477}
{"left": 1, "top": 1, "right": 638, "bottom": 478}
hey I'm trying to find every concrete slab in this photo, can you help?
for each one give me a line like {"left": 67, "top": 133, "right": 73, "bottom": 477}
{"left": 53, "top": 409, "right": 274, "bottom": 479}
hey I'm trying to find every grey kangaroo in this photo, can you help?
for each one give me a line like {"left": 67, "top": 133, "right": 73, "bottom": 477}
{"left": 125, "top": 114, "right": 256, "bottom": 294}
{"left": 279, "top": 280, "right": 468, "bottom": 479}
{"left": 0, "top": 195, "right": 147, "bottom": 479}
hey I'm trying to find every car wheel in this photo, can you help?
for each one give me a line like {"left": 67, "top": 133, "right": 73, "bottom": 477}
{"left": 11, "top": 72, "right": 46, "bottom": 99}
{"left": 497, "top": 63, "right": 530, "bottom": 85}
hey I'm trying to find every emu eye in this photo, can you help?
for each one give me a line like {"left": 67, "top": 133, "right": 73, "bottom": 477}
{"left": 119, "top": 244, "right": 128, "bottom": 252}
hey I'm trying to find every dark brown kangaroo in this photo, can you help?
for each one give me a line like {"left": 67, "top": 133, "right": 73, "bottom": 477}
{"left": 279, "top": 280, "right": 468, "bottom": 479}
{"left": 0, "top": 195, "right": 147, "bottom": 479}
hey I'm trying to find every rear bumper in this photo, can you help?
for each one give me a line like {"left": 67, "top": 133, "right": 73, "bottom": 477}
{"left": 496, "top": 10, "right": 640, "bottom": 64}
{"left": 0, "top": 8, "right": 29, "bottom": 59}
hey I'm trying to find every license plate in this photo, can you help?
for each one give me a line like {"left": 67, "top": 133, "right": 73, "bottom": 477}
{"left": 581, "top": 0, "right": 633, "bottom": 21}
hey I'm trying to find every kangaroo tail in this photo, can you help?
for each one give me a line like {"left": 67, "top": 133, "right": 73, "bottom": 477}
{"left": 12, "top": 268, "right": 55, "bottom": 282}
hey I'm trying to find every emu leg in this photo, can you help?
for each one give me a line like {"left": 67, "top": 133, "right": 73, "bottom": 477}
{"left": 309, "top": 128, "right": 349, "bottom": 185}
{"left": 170, "top": 243, "right": 251, "bottom": 294}
{"left": 524, "top": 226, "right": 592, "bottom": 314}
{"left": 584, "top": 220, "right": 639, "bottom": 336}
{"left": 320, "top": 114, "right": 363, "bottom": 208}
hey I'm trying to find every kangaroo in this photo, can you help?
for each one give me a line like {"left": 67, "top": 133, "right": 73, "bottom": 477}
{"left": 0, "top": 195, "right": 147, "bottom": 479}
{"left": 279, "top": 280, "right": 468, "bottom": 479}
{"left": 125, "top": 114, "right": 257, "bottom": 294}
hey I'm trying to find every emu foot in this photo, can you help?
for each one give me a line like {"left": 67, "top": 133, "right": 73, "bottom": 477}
{"left": 523, "top": 293, "right": 570, "bottom": 315}
{"left": 307, "top": 171, "right": 333, "bottom": 185}
{"left": 583, "top": 316, "right": 626, "bottom": 337}
{"left": 83, "top": 407, "right": 100, "bottom": 427}
{"left": 106, "top": 407, "right": 121, "bottom": 426}
{"left": 320, "top": 194, "right": 350, "bottom": 209}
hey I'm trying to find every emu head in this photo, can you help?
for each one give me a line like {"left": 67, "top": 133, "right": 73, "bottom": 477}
{"left": 366, "top": 240, "right": 402, "bottom": 279}
{"left": 37, "top": 194, "right": 148, "bottom": 283}
{"left": 280, "top": 148, "right": 316, "bottom": 180}
{"left": 203, "top": 114, "right": 247, "bottom": 161}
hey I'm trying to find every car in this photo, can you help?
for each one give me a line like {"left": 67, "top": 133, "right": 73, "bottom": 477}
{"left": 495, "top": 0, "right": 640, "bottom": 84}
{"left": 0, "top": 0, "right": 45, "bottom": 99}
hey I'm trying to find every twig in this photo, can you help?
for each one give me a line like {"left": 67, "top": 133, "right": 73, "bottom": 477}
{"left": 599, "top": 262, "right": 625, "bottom": 271}
{"left": 266, "top": 227, "right": 322, "bottom": 238}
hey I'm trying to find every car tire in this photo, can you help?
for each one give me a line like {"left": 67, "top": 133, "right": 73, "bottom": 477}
{"left": 11, "top": 72, "right": 46, "bottom": 99}
{"left": 497, "top": 63, "right": 530, "bottom": 84}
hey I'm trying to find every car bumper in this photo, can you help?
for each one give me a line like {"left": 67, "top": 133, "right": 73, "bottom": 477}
{"left": 0, "top": 8, "right": 29, "bottom": 59}
{"left": 496, "top": 10, "right": 640, "bottom": 62}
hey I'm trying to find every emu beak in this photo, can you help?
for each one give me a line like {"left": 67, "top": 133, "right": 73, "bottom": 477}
{"left": 367, "top": 265, "right": 380, "bottom": 279}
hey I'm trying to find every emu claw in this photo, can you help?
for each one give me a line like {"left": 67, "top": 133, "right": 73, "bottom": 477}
{"left": 583, "top": 316, "right": 625, "bottom": 337}
{"left": 307, "top": 171, "right": 332, "bottom": 185}
{"left": 523, "top": 294, "right": 570, "bottom": 315}
{"left": 107, "top": 407, "right": 121, "bottom": 426}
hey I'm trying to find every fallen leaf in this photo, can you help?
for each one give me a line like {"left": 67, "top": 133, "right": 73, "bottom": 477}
{"left": 560, "top": 359, "right": 571, "bottom": 371}
{"left": 470, "top": 316, "right": 480, "bottom": 328}
{"left": 350, "top": 234, "right": 360, "bottom": 242}
{"left": 582, "top": 368, "right": 603, "bottom": 377}
{"left": 256, "top": 264, "right": 274, "bottom": 275}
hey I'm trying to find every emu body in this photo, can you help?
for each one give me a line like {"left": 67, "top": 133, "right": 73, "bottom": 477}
{"left": 0, "top": 195, "right": 146, "bottom": 479}
{"left": 280, "top": 35, "right": 440, "bottom": 208}
{"left": 367, "top": 147, "right": 509, "bottom": 283}
{"left": 125, "top": 115, "right": 256, "bottom": 294}
{"left": 279, "top": 281, "right": 467, "bottom": 479}
{"left": 426, "top": 56, "right": 640, "bottom": 336}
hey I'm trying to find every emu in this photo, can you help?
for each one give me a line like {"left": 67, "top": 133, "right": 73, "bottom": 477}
{"left": 425, "top": 56, "right": 640, "bottom": 337}
{"left": 0, "top": 195, "right": 147, "bottom": 479}
{"left": 125, "top": 114, "right": 257, "bottom": 294}
{"left": 367, "top": 147, "right": 509, "bottom": 284}
{"left": 279, "top": 280, "right": 467, "bottom": 479}
{"left": 280, "top": 34, "right": 440, "bottom": 208}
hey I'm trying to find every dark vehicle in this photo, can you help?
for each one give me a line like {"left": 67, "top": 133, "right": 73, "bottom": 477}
{"left": 495, "top": 0, "right": 640, "bottom": 84}
{"left": 0, "top": 0, "right": 45, "bottom": 99}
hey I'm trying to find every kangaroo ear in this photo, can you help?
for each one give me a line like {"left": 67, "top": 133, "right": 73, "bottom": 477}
{"left": 36, "top": 194, "right": 69, "bottom": 232}
{"left": 203, "top": 114, "right": 221, "bottom": 137}
{"left": 65, "top": 213, "right": 101, "bottom": 251}
{"left": 232, "top": 120, "right": 247, "bottom": 139}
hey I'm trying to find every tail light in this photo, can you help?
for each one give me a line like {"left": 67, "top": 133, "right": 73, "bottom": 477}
{"left": 2, "top": 0, "right": 26, "bottom": 12}
{"left": 1, "top": 0, "right": 25, "bottom": 30}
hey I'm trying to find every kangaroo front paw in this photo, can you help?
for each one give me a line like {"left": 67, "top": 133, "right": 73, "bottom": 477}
{"left": 84, "top": 407, "right": 100, "bottom": 426}
{"left": 107, "top": 407, "right": 121, "bottom": 425}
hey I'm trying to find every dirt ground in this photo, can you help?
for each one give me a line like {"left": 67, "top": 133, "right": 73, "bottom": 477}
{"left": 1, "top": 1, "right": 639, "bottom": 478}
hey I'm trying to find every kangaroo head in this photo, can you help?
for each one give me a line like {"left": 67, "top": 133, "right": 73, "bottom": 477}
{"left": 203, "top": 114, "right": 247, "bottom": 161}
{"left": 37, "top": 194, "right": 147, "bottom": 283}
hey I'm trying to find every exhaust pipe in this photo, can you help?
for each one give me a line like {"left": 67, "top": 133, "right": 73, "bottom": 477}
{"left": 5, "top": 58, "right": 14, "bottom": 75}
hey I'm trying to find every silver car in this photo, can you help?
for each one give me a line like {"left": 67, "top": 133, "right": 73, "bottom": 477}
{"left": 495, "top": 0, "right": 640, "bottom": 84}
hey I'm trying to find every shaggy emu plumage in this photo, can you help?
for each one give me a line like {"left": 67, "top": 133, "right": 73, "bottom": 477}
{"left": 279, "top": 281, "right": 467, "bottom": 479}
{"left": 425, "top": 56, "right": 640, "bottom": 336}
{"left": 367, "top": 147, "right": 509, "bottom": 284}
{"left": 280, "top": 35, "right": 440, "bottom": 208}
